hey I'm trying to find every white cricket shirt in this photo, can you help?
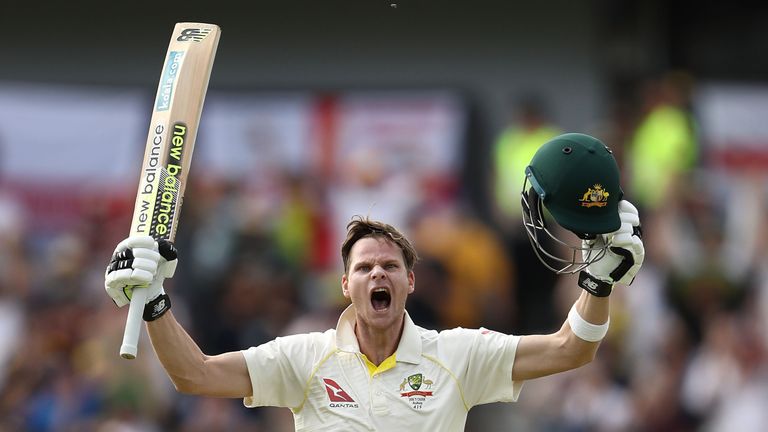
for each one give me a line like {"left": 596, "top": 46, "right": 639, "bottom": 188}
{"left": 241, "top": 305, "right": 524, "bottom": 431}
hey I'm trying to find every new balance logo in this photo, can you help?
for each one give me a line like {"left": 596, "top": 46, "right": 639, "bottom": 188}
{"left": 323, "top": 378, "right": 358, "bottom": 408}
{"left": 153, "top": 299, "right": 166, "bottom": 313}
{"left": 177, "top": 28, "right": 212, "bottom": 42}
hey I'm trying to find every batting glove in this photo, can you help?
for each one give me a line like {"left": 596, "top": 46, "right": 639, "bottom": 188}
{"left": 105, "top": 236, "right": 178, "bottom": 307}
{"left": 578, "top": 200, "right": 644, "bottom": 296}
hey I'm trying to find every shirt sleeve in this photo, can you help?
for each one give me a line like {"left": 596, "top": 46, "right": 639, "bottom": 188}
{"left": 241, "top": 333, "right": 322, "bottom": 409}
{"left": 440, "top": 327, "right": 523, "bottom": 407}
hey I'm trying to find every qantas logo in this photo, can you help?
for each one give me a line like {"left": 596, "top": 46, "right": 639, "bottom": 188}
{"left": 323, "top": 378, "right": 358, "bottom": 408}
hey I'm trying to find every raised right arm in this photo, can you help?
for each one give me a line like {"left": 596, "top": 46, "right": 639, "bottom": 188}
{"left": 147, "top": 311, "right": 252, "bottom": 398}
{"left": 105, "top": 236, "right": 252, "bottom": 399}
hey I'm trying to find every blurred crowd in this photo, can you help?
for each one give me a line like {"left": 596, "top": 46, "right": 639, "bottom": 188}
{"left": 1, "top": 71, "right": 768, "bottom": 432}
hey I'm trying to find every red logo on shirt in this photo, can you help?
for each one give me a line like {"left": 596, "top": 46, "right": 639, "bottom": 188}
{"left": 323, "top": 378, "right": 356, "bottom": 403}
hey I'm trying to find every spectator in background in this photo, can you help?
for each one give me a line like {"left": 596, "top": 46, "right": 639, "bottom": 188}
{"left": 491, "top": 94, "right": 561, "bottom": 333}
{"left": 0, "top": 188, "right": 27, "bottom": 389}
{"left": 409, "top": 204, "right": 514, "bottom": 332}
{"left": 626, "top": 71, "right": 698, "bottom": 212}
{"left": 492, "top": 94, "right": 562, "bottom": 229}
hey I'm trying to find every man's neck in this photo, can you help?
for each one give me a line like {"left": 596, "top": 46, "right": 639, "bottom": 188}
{"left": 355, "top": 315, "right": 405, "bottom": 366}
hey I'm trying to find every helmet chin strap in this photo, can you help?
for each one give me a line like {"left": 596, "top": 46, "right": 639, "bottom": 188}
{"left": 520, "top": 183, "right": 610, "bottom": 274}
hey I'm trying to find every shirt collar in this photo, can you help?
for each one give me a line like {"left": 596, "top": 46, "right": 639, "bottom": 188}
{"left": 335, "top": 304, "right": 422, "bottom": 365}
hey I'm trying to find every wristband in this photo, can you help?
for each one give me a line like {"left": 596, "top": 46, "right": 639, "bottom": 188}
{"left": 567, "top": 304, "right": 609, "bottom": 342}
{"left": 578, "top": 271, "right": 613, "bottom": 297}
{"left": 143, "top": 293, "right": 171, "bottom": 321}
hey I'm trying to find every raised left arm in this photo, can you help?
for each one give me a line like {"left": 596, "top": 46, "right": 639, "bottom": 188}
{"left": 512, "top": 200, "right": 644, "bottom": 381}
{"left": 512, "top": 291, "right": 608, "bottom": 381}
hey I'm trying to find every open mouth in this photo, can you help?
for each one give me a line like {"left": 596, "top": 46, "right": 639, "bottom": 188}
{"left": 371, "top": 288, "right": 392, "bottom": 311}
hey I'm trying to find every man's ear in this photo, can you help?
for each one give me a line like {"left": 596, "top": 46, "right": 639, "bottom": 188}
{"left": 408, "top": 271, "right": 415, "bottom": 294}
{"left": 342, "top": 273, "right": 351, "bottom": 299}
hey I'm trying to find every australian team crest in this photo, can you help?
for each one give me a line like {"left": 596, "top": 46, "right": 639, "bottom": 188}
{"left": 579, "top": 184, "right": 610, "bottom": 208}
{"left": 408, "top": 373, "right": 423, "bottom": 390}
{"left": 399, "top": 373, "right": 435, "bottom": 410}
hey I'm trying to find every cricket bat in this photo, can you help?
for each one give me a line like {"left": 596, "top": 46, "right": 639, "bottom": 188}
{"left": 120, "top": 22, "right": 221, "bottom": 359}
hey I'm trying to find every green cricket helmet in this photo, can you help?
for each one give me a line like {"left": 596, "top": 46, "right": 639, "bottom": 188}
{"left": 521, "top": 133, "right": 623, "bottom": 274}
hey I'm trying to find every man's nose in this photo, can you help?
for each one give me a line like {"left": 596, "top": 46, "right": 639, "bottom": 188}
{"left": 371, "top": 265, "right": 387, "bottom": 279}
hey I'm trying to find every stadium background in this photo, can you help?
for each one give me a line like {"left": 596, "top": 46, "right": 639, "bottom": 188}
{"left": 1, "top": 1, "right": 767, "bottom": 430}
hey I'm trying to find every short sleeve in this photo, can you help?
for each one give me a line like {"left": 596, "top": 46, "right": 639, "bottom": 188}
{"left": 241, "top": 333, "right": 321, "bottom": 409}
{"left": 440, "top": 328, "right": 523, "bottom": 407}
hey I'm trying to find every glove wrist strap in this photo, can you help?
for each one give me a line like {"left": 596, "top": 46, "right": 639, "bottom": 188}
{"left": 143, "top": 293, "right": 171, "bottom": 321}
{"left": 578, "top": 271, "right": 613, "bottom": 297}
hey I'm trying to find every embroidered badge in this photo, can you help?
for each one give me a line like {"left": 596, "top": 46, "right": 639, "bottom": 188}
{"left": 399, "top": 373, "right": 435, "bottom": 410}
{"left": 579, "top": 184, "right": 610, "bottom": 208}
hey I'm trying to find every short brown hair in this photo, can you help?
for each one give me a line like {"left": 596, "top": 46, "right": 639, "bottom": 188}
{"left": 341, "top": 216, "right": 419, "bottom": 273}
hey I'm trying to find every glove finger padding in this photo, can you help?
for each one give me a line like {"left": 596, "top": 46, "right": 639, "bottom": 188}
{"left": 618, "top": 200, "right": 639, "bottom": 218}
{"left": 105, "top": 235, "right": 173, "bottom": 308}
{"left": 157, "top": 238, "right": 178, "bottom": 278}
{"left": 610, "top": 223, "right": 636, "bottom": 246}
{"left": 113, "top": 236, "right": 156, "bottom": 255}
{"left": 584, "top": 200, "right": 645, "bottom": 286}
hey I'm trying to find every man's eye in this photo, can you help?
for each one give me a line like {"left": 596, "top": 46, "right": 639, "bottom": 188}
{"left": 385, "top": 263, "right": 398, "bottom": 270}
{"left": 358, "top": 265, "right": 371, "bottom": 272}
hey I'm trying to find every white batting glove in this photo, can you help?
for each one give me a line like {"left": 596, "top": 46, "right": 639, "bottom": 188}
{"left": 577, "top": 200, "right": 644, "bottom": 297}
{"left": 104, "top": 236, "right": 178, "bottom": 307}
{"left": 583, "top": 200, "right": 644, "bottom": 286}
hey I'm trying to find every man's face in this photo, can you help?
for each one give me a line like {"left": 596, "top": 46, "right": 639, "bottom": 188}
{"left": 342, "top": 236, "right": 414, "bottom": 331}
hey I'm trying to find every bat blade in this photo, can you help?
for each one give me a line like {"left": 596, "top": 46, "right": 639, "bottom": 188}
{"left": 120, "top": 22, "right": 220, "bottom": 359}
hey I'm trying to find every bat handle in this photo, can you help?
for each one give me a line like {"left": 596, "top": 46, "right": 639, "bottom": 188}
{"left": 120, "top": 287, "right": 149, "bottom": 359}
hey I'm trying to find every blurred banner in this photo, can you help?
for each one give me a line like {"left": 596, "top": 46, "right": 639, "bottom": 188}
{"left": 327, "top": 91, "right": 465, "bottom": 243}
{"left": 197, "top": 92, "right": 317, "bottom": 181}
{"left": 0, "top": 82, "right": 466, "bottom": 235}
{"left": 200, "top": 90, "right": 466, "bottom": 246}
{"left": 695, "top": 83, "right": 768, "bottom": 171}
{"left": 0, "top": 82, "right": 147, "bottom": 231}
{"left": 0, "top": 82, "right": 146, "bottom": 183}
